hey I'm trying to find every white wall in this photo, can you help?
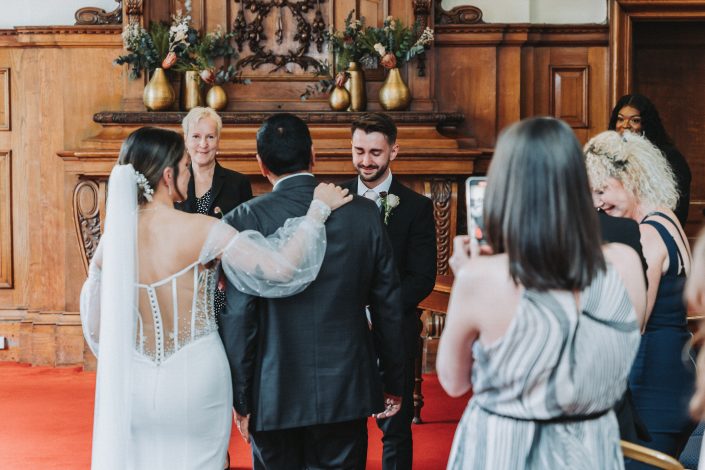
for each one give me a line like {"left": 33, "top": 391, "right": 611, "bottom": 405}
{"left": 0, "top": 0, "right": 608, "bottom": 28}
{"left": 0, "top": 0, "right": 118, "bottom": 29}
{"left": 440, "top": 0, "right": 607, "bottom": 24}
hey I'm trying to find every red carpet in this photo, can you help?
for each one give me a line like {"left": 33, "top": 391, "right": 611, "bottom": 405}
{"left": 0, "top": 362, "right": 470, "bottom": 469}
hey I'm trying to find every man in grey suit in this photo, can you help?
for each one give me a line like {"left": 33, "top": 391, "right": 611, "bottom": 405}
{"left": 221, "top": 113, "right": 405, "bottom": 469}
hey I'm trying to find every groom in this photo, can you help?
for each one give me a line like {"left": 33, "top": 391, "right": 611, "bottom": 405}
{"left": 221, "top": 113, "right": 405, "bottom": 469}
{"left": 342, "top": 113, "right": 437, "bottom": 470}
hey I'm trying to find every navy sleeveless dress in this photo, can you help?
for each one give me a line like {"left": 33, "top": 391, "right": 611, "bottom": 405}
{"left": 627, "top": 212, "right": 696, "bottom": 466}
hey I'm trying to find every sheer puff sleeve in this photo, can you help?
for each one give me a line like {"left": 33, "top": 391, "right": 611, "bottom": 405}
{"left": 199, "top": 199, "right": 331, "bottom": 298}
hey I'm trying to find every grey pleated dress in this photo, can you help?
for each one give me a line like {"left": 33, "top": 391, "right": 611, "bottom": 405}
{"left": 447, "top": 265, "right": 640, "bottom": 469}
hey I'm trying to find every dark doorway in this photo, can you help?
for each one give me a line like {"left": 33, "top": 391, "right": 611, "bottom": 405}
{"left": 632, "top": 21, "right": 705, "bottom": 237}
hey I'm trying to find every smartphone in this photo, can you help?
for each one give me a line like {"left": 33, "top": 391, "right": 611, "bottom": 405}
{"left": 465, "top": 177, "right": 488, "bottom": 245}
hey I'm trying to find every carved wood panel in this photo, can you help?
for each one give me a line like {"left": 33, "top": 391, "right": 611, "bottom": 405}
{"left": 0, "top": 151, "right": 12, "bottom": 288}
{"left": 73, "top": 179, "right": 106, "bottom": 274}
{"left": 233, "top": 0, "right": 329, "bottom": 74}
{"left": 424, "top": 178, "right": 457, "bottom": 276}
{"left": 550, "top": 65, "right": 589, "bottom": 128}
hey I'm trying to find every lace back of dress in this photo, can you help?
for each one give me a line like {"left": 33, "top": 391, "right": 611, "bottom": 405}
{"left": 136, "top": 263, "right": 219, "bottom": 364}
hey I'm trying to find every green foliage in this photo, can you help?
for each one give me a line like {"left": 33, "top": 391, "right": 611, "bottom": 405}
{"left": 114, "top": 21, "right": 170, "bottom": 79}
{"left": 300, "top": 60, "right": 336, "bottom": 101}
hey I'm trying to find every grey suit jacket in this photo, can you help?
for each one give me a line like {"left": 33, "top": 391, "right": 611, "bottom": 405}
{"left": 221, "top": 174, "right": 404, "bottom": 431}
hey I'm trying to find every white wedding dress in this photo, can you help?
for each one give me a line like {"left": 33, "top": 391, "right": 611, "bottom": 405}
{"left": 80, "top": 165, "right": 329, "bottom": 470}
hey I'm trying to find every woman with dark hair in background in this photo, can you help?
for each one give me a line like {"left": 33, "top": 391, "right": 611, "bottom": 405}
{"left": 609, "top": 93, "right": 691, "bottom": 226}
{"left": 437, "top": 117, "right": 646, "bottom": 469}
{"left": 79, "top": 127, "right": 351, "bottom": 469}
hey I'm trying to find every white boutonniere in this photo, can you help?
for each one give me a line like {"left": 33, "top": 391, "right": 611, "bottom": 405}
{"left": 380, "top": 192, "right": 400, "bottom": 224}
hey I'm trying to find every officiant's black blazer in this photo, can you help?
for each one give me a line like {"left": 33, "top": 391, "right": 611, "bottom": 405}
{"left": 221, "top": 174, "right": 404, "bottom": 431}
{"left": 342, "top": 177, "right": 437, "bottom": 359}
{"left": 175, "top": 161, "right": 252, "bottom": 217}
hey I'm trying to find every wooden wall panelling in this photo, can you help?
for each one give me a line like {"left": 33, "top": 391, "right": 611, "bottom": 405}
{"left": 0, "top": 150, "right": 12, "bottom": 288}
{"left": 0, "top": 68, "right": 8, "bottom": 130}
{"left": 549, "top": 65, "right": 589, "bottom": 129}
{"left": 497, "top": 46, "right": 522, "bottom": 134}
{"left": 0, "top": 28, "right": 123, "bottom": 365}
{"left": 434, "top": 22, "right": 608, "bottom": 148}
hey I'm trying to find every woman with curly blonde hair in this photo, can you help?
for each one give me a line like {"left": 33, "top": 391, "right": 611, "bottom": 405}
{"left": 585, "top": 130, "right": 695, "bottom": 466}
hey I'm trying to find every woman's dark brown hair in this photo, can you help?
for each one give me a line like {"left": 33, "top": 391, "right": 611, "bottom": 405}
{"left": 118, "top": 127, "right": 186, "bottom": 204}
{"left": 484, "top": 117, "right": 605, "bottom": 290}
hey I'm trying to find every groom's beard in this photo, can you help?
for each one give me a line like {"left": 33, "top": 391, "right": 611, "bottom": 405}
{"left": 356, "top": 160, "right": 390, "bottom": 184}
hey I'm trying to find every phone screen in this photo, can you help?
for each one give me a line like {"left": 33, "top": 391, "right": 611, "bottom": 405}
{"left": 465, "top": 177, "right": 488, "bottom": 245}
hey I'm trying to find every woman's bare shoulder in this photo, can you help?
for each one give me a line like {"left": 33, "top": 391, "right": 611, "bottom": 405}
{"left": 455, "top": 254, "right": 513, "bottom": 298}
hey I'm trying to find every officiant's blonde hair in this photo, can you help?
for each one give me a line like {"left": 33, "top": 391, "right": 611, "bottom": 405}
{"left": 182, "top": 107, "right": 223, "bottom": 138}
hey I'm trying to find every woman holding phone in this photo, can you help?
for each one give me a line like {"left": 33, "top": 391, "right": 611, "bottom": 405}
{"left": 437, "top": 117, "right": 647, "bottom": 469}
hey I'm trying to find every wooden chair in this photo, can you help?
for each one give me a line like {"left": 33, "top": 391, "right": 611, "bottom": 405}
{"left": 620, "top": 440, "right": 685, "bottom": 470}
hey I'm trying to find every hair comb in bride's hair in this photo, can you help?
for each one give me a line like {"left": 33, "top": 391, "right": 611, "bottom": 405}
{"left": 134, "top": 169, "right": 154, "bottom": 202}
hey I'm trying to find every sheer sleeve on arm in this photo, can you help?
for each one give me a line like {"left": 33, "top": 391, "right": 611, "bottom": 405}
{"left": 199, "top": 201, "right": 329, "bottom": 298}
{"left": 80, "top": 260, "right": 102, "bottom": 357}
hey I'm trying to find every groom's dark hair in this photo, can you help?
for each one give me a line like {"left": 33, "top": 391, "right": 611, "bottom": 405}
{"left": 256, "top": 113, "right": 312, "bottom": 176}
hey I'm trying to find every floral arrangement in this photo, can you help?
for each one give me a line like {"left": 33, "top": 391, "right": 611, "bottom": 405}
{"left": 116, "top": 4, "right": 247, "bottom": 85}
{"left": 325, "top": 11, "right": 378, "bottom": 71}
{"left": 116, "top": 21, "right": 172, "bottom": 79}
{"left": 359, "top": 16, "right": 434, "bottom": 70}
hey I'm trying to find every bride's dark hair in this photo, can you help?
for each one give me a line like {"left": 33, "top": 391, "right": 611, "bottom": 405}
{"left": 118, "top": 127, "right": 186, "bottom": 204}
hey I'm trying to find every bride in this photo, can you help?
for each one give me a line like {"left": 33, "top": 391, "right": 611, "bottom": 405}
{"left": 79, "top": 126, "right": 351, "bottom": 470}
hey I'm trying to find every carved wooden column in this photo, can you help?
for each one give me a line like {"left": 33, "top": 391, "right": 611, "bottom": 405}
{"left": 424, "top": 178, "right": 457, "bottom": 276}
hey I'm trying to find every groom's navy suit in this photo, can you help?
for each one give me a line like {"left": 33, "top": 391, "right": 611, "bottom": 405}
{"left": 221, "top": 174, "right": 405, "bottom": 468}
{"left": 342, "top": 176, "right": 437, "bottom": 470}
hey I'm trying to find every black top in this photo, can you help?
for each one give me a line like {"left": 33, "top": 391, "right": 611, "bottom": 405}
{"left": 175, "top": 161, "right": 253, "bottom": 218}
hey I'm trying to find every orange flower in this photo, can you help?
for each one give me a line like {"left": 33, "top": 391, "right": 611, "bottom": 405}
{"left": 334, "top": 72, "right": 348, "bottom": 88}
{"left": 380, "top": 52, "right": 397, "bottom": 69}
{"left": 162, "top": 51, "right": 177, "bottom": 69}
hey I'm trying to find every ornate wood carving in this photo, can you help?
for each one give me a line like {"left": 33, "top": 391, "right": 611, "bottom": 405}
{"left": 435, "top": 4, "right": 483, "bottom": 25}
{"left": 125, "top": 0, "right": 144, "bottom": 26}
{"left": 425, "top": 178, "right": 457, "bottom": 276}
{"left": 0, "top": 68, "right": 9, "bottom": 131}
{"left": 232, "top": 0, "right": 327, "bottom": 72}
{"left": 73, "top": 179, "right": 105, "bottom": 274}
{"left": 75, "top": 1, "right": 123, "bottom": 25}
{"left": 413, "top": 0, "right": 431, "bottom": 77}
{"left": 550, "top": 66, "right": 589, "bottom": 128}
{"left": 0, "top": 150, "right": 12, "bottom": 288}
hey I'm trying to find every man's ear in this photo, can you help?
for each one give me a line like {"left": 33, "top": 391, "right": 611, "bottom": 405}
{"left": 256, "top": 154, "right": 269, "bottom": 178}
{"left": 390, "top": 142, "right": 400, "bottom": 162}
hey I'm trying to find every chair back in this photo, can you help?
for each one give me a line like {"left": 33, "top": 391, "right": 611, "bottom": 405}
{"left": 620, "top": 440, "right": 685, "bottom": 470}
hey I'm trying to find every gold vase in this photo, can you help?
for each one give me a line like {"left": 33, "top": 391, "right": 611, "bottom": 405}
{"left": 347, "top": 62, "right": 366, "bottom": 112}
{"left": 379, "top": 67, "right": 411, "bottom": 111}
{"left": 206, "top": 85, "right": 228, "bottom": 111}
{"left": 143, "top": 67, "right": 175, "bottom": 111}
{"left": 181, "top": 71, "right": 204, "bottom": 111}
{"left": 329, "top": 86, "right": 351, "bottom": 111}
